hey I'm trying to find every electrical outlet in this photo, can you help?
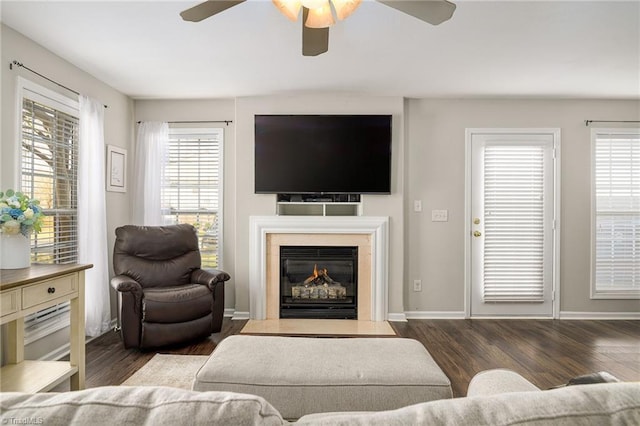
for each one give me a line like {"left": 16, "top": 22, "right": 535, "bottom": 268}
{"left": 413, "top": 279, "right": 422, "bottom": 292}
{"left": 414, "top": 200, "right": 422, "bottom": 212}
{"left": 431, "top": 209, "right": 448, "bottom": 222}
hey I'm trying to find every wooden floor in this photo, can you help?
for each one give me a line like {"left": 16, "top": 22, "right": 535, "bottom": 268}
{"left": 58, "top": 318, "right": 639, "bottom": 397}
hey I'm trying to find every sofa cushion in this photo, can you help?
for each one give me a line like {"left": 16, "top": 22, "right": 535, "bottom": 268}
{"left": 467, "top": 368, "right": 541, "bottom": 397}
{"left": 296, "top": 382, "right": 640, "bottom": 425}
{"left": 0, "top": 386, "right": 285, "bottom": 426}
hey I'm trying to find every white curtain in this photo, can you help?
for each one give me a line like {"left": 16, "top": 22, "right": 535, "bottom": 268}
{"left": 133, "top": 122, "right": 168, "bottom": 225}
{"left": 78, "top": 96, "right": 111, "bottom": 337}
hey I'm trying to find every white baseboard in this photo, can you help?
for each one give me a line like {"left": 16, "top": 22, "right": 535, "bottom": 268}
{"left": 24, "top": 312, "right": 71, "bottom": 346}
{"left": 387, "top": 312, "right": 407, "bottom": 322}
{"left": 405, "top": 311, "right": 466, "bottom": 319}
{"left": 559, "top": 311, "right": 640, "bottom": 320}
{"left": 37, "top": 318, "right": 119, "bottom": 361}
{"left": 231, "top": 311, "right": 250, "bottom": 320}
{"left": 38, "top": 342, "right": 71, "bottom": 361}
{"left": 224, "top": 308, "right": 236, "bottom": 318}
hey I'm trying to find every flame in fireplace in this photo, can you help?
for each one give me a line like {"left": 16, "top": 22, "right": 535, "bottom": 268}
{"left": 304, "top": 264, "right": 333, "bottom": 286}
{"left": 311, "top": 264, "right": 328, "bottom": 279}
{"left": 311, "top": 264, "right": 330, "bottom": 279}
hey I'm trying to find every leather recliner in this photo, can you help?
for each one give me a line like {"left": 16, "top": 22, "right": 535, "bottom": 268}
{"left": 111, "top": 224, "right": 230, "bottom": 349}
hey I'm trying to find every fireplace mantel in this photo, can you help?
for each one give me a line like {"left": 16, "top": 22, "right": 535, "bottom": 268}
{"left": 249, "top": 216, "right": 389, "bottom": 321}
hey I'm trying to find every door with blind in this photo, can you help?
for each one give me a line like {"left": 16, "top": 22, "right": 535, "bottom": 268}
{"left": 469, "top": 130, "right": 558, "bottom": 317}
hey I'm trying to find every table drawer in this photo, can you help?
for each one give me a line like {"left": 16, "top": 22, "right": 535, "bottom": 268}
{"left": 22, "top": 274, "right": 77, "bottom": 309}
{"left": 1, "top": 290, "right": 20, "bottom": 318}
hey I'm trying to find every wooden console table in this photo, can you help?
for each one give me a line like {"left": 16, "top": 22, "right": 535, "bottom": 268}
{"left": 0, "top": 263, "right": 92, "bottom": 392}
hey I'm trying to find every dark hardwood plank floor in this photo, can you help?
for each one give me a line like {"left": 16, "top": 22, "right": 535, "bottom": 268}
{"left": 57, "top": 319, "right": 639, "bottom": 397}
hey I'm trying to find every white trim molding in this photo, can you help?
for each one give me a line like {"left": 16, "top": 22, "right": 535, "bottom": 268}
{"left": 559, "top": 311, "right": 640, "bottom": 320}
{"left": 231, "top": 311, "right": 250, "bottom": 320}
{"left": 387, "top": 312, "right": 408, "bottom": 322}
{"left": 405, "top": 311, "right": 466, "bottom": 320}
{"left": 249, "top": 216, "right": 389, "bottom": 321}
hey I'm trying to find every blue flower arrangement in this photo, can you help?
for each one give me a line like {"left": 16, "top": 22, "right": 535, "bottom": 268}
{"left": 0, "top": 189, "right": 44, "bottom": 238}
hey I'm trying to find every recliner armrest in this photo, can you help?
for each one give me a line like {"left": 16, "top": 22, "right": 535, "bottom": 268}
{"left": 110, "top": 275, "right": 142, "bottom": 293}
{"left": 191, "top": 269, "right": 231, "bottom": 291}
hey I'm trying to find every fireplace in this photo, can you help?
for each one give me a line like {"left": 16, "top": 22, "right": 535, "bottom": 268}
{"left": 280, "top": 246, "right": 358, "bottom": 319}
{"left": 249, "top": 216, "right": 389, "bottom": 321}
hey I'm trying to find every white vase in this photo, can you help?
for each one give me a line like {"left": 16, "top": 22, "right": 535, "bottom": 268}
{"left": 0, "top": 233, "right": 31, "bottom": 269}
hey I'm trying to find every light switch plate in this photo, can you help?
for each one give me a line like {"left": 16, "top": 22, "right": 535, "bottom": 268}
{"left": 414, "top": 200, "right": 422, "bottom": 212}
{"left": 431, "top": 209, "right": 448, "bottom": 222}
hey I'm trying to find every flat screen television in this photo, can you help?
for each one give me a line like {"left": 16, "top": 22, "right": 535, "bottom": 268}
{"left": 254, "top": 114, "right": 392, "bottom": 194}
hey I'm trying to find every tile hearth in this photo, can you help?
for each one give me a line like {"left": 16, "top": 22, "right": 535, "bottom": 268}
{"left": 240, "top": 319, "right": 396, "bottom": 336}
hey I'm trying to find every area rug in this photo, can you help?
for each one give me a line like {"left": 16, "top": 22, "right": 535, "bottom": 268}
{"left": 120, "top": 354, "right": 209, "bottom": 390}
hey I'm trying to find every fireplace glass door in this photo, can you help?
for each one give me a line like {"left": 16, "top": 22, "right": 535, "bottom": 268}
{"left": 280, "top": 246, "right": 358, "bottom": 319}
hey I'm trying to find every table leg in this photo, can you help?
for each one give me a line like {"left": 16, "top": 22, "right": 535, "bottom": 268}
{"left": 69, "top": 271, "right": 85, "bottom": 390}
{"left": 6, "top": 317, "right": 24, "bottom": 364}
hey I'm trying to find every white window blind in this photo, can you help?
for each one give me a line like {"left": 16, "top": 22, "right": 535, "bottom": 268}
{"left": 21, "top": 97, "right": 79, "bottom": 264}
{"left": 163, "top": 128, "right": 223, "bottom": 269}
{"left": 19, "top": 79, "right": 80, "bottom": 336}
{"left": 483, "top": 145, "right": 545, "bottom": 302}
{"left": 592, "top": 130, "right": 640, "bottom": 298}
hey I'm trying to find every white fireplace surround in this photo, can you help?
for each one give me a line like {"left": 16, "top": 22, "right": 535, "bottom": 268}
{"left": 249, "top": 216, "right": 389, "bottom": 321}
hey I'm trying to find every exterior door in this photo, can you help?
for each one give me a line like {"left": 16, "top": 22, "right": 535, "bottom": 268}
{"left": 469, "top": 130, "right": 557, "bottom": 317}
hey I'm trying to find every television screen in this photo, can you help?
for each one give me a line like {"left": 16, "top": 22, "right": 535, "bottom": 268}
{"left": 254, "top": 115, "right": 392, "bottom": 194}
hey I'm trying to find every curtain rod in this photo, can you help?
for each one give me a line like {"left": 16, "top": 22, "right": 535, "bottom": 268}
{"left": 10, "top": 60, "right": 108, "bottom": 108}
{"left": 137, "top": 120, "right": 233, "bottom": 125}
{"left": 585, "top": 120, "right": 640, "bottom": 126}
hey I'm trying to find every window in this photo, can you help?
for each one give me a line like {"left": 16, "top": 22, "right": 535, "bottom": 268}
{"left": 591, "top": 129, "right": 640, "bottom": 299}
{"left": 18, "top": 78, "right": 79, "bottom": 339}
{"left": 162, "top": 128, "right": 223, "bottom": 269}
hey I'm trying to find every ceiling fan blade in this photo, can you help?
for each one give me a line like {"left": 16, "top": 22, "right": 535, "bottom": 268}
{"left": 180, "top": 0, "right": 246, "bottom": 22}
{"left": 302, "top": 7, "right": 329, "bottom": 57}
{"left": 377, "top": 0, "right": 456, "bottom": 25}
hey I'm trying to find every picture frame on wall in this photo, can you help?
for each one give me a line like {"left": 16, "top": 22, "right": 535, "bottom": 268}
{"left": 106, "top": 145, "right": 127, "bottom": 193}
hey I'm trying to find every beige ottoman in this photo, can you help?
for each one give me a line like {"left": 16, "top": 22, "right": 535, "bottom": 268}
{"left": 193, "top": 335, "right": 452, "bottom": 420}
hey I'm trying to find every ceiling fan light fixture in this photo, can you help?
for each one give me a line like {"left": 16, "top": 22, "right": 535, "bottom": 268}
{"left": 304, "top": 2, "right": 335, "bottom": 28}
{"left": 272, "top": 0, "right": 302, "bottom": 21}
{"left": 301, "top": 0, "right": 327, "bottom": 9}
{"left": 331, "top": 0, "right": 362, "bottom": 20}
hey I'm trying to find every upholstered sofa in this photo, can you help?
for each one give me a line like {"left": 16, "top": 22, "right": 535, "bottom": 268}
{"left": 1, "top": 369, "right": 638, "bottom": 425}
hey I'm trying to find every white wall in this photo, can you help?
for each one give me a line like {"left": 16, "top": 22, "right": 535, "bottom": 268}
{"left": 1, "top": 24, "right": 134, "bottom": 359}
{"left": 405, "top": 98, "right": 640, "bottom": 316}
{"left": 233, "top": 96, "right": 406, "bottom": 316}
{"left": 134, "top": 99, "right": 237, "bottom": 311}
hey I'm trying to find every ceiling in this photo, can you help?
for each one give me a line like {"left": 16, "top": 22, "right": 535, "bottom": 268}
{"left": 1, "top": 1, "right": 638, "bottom": 100}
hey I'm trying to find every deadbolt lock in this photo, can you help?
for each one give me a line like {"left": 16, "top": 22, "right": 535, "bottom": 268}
{"left": 473, "top": 230, "right": 482, "bottom": 237}
{"left": 473, "top": 218, "right": 481, "bottom": 225}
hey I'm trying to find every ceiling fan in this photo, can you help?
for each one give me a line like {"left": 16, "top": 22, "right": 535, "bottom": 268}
{"left": 180, "top": 0, "right": 456, "bottom": 56}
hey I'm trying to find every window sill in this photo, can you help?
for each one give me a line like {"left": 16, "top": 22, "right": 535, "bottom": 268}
{"left": 590, "top": 291, "right": 640, "bottom": 300}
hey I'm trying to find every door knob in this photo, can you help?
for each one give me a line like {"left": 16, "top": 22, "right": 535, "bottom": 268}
{"left": 473, "top": 231, "right": 482, "bottom": 237}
